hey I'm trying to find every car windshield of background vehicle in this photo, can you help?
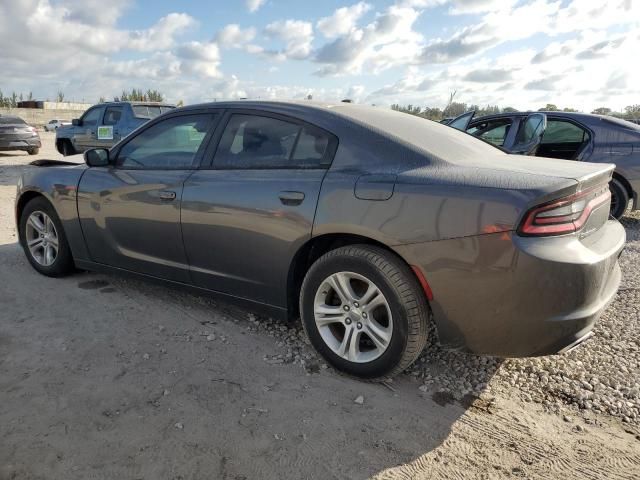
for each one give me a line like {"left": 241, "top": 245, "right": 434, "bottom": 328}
{"left": 601, "top": 116, "right": 640, "bottom": 131}
{"left": 132, "top": 105, "right": 176, "bottom": 119}
{"left": 213, "top": 114, "right": 330, "bottom": 169}
{"left": 0, "top": 116, "right": 26, "bottom": 125}
{"left": 116, "top": 114, "right": 213, "bottom": 169}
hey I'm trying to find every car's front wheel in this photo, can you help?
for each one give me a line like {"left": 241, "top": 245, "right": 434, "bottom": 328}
{"left": 19, "top": 197, "right": 74, "bottom": 277}
{"left": 60, "top": 140, "right": 75, "bottom": 156}
{"left": 300, "top": 245, "right": 429, "bottom": 379}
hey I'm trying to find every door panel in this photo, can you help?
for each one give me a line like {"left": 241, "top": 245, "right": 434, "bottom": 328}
{"left": 181, "top": 169, "right": 325, "bottom": 306}
{"left": 77, "top": 169, "right": 193, "bottom": 282}
{"left": 76, "top": 112, "right": 218, "bottom": 282}
{"left": 75, "top": 106, "right": 104, "bottom": 151}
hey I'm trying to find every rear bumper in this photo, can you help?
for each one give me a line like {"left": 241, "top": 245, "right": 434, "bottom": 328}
{"left": 395, "top": 219, "right": 625, "bottom": 357}
{"left": 0, "top": 136, "right": 41, "bottom": 150}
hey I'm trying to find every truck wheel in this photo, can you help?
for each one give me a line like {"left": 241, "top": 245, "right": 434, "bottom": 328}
{"left": 609, "top": 179, "right": 629, "bottom": 219}
{"left": 300, "top": 245, "right": 429, "bottom": 379}
{"left": 61, "top": 140, "right": 75, "bottom": 156}
{"left": 27, "top": 147, "right": 39, "bottom": 155}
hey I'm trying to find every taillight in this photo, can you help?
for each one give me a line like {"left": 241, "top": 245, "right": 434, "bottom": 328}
{"left": 518, "top": 185, "right": 611, "bottom": 236}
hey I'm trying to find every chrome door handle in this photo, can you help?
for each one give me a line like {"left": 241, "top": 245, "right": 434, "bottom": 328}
{"left": 278, "top": 191, "right": 305, "bottom": 206}
{"left": 158, "top": 190, "right": 177, "bottom": 201}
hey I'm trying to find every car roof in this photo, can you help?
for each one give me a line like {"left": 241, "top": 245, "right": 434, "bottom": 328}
{"left": 179, "top": 99, "right": 504, "bottom": 163}
{"left": 470, "top": 110, "right": 626, "bottom": 127}
{"left": 97, "top": 101, "right": 175, "bottom": 107}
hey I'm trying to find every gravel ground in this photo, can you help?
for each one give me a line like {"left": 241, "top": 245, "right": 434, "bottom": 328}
{"left": 221, "top": 211, "right": 640, "bottom": 426}
{"left": 1, "top": 133, "right": 639, "bottom": 479}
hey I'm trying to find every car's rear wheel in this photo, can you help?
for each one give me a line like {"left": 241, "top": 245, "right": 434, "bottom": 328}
{"left": 300, "top": 245, "right": 429, "bottom": 379}
{"left": 609, "top": 178, "right": 629, "bottom": 219}
{"left": 19, "top": 197, "right": 74, "bottom": 277}
{"left": 27, "top": 147, "right": 39, "bottom": 155}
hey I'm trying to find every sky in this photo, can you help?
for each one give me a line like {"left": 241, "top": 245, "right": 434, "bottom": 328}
{"left": 0, "top": 0, "right": 639, "bottom": 112}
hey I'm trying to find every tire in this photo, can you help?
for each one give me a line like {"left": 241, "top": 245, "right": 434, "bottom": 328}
{"left": 27, "top": 147, "right": 39, "bottom": 155}
{"left": 19, "top": 197, "right": 74, "bottom": 277}
{"left": 609, "top": 178, "right": 629, "bottom": 220}
{"left": 300, "top": 245, "right": 429, "bottom": 379}
{"left": 61, "top": 140, "right": 75, "bottom": 156}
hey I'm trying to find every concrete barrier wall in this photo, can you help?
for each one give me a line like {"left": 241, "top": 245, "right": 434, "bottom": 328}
{"left": 0, "top": 108, "right": 87, "bottom": 127}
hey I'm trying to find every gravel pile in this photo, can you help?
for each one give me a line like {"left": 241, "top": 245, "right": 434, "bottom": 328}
{"left": 251, "top": 212, "right": 640, "bottom": 425}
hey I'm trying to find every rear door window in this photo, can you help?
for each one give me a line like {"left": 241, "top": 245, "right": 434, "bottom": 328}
{"left": 213, "top": 114, "right": 331, "bottom": 169}
{"left": 537, "top": 119, "right": 590, "bottom": 160}
{"left": 467, "top": 120, "right": 512, "bottom": 147}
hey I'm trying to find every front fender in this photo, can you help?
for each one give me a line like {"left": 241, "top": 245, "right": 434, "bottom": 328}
{"left": 16, "top": 165, "right": 90, "bottom": 262}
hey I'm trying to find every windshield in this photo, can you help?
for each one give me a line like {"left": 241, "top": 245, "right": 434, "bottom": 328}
{"left": 0, "top": 116, "right": 26, "bottom": 125}
{"left": 132, "top": 105, "right": 175, "bottom": 119}
{"left": 601, "top": 116, "right": 640, "bottom": 132}
{"left": 332, "top": 104, "right": 504, "bottom": 162}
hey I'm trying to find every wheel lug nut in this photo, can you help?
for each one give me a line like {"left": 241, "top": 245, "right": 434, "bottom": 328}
{"left": 345, "top": 318, "right": 352, "bottom": 325}
{"left": 354, "top": 302, "right": 359, "bottom": 307}
{"left": 357, "top": 322, "right": 363, "bottom": 329}
{"left": 343, "top": 305, "right": 350, "bottom": 311}
{"left": 362, "top": 312, "right": 367, "bottom": 319}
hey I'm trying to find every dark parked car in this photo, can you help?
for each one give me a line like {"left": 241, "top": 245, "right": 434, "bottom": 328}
{"left": 16, "top": 101, "right": 624, "bottom": 379}
{"left": 0, "top": 114, "right": 41, "bottom": 155}
{"left": 55, "top": 101, "right": 175, "bottom": 156}
{"left": 448, "top": 110, "right": 640, "bottom": 219}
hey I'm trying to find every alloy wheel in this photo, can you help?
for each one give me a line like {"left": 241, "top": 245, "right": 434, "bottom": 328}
{"left": 313, "top": 271, "right": 393, "bottom": 363}
{"left": 25, "top": 210, "right": 59, "bottom": 266}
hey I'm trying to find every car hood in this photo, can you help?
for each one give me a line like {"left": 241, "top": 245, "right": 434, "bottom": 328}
{"left": 30, "top": 154, "right": 85, "bottom": 167}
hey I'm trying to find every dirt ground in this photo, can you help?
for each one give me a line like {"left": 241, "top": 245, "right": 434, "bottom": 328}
{"left": 0, "top": 132, "right": 638, "bottom": 480}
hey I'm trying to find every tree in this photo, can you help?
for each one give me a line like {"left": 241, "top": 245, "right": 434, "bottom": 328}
{"left": 624, "top": 105, "right": 640, "bottom": 119}
{"left": 422, "top": 107, "right": 443, "bottom": 121}
{"left": 592, "top": 107, "right": 612, "bottom": 115}
{"left": 391, "top": 104, "right": 422, "bottom": 116}
{"left": 502, "top": 106, "right": 518, "bottom": 113}
{"left": 538, "top": 103, "right": 559, "bottom": 111}
{"left": 562, "top": 107, "right": 579, "bottom": 112}
{"left": 116, "top": 88, "right": 164, "bottom": 102}
{"left": 56, "top": 90, "right": 65, "bottom": 103}
{"left": 442, "top": 101, "right": 468, "bottom": 118}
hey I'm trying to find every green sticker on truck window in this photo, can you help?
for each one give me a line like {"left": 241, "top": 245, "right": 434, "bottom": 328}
{"left": 97, "top": 125, "right": 113, "bottom": 140}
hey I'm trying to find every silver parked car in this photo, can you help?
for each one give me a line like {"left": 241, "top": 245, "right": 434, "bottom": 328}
{"left": 15, "top": 101, "right": 624, "bottom": 379}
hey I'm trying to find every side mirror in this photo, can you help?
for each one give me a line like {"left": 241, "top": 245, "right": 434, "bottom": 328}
{"left": 84, "top": 148, "right": 110, "bottom": 167}
{"left": 72, "top": 118, "right": 81, "bottom": 126}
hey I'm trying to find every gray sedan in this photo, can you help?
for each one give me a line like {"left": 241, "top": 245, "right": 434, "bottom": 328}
{"left": 0, "top": 114, "right": 41, "bottom": 155}
{"left": 15, "top": 101, "right": 624, "bottom": 379}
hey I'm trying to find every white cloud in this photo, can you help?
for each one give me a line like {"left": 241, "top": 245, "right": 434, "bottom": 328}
{"left": 128, "top": 13, "right": 195, "bottom": 52}
{"left": 246, "top": 0, "right": 267, "bottom": 13}
{"left": 215, "top": 24, "right": 257, "bottom": 49}
{"left": 314, "top": 4, "right": 425, "bottom": 76}
{"left": 317, "top": 2, "right": 372, "bottom": 39}
{"left": 263, "top": 19, "right": 314, "bottom": 60}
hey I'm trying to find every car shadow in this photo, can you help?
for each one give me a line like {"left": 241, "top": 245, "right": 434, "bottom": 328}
{"left": 0, "top": 241, "right": 502, "bottom": 480}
